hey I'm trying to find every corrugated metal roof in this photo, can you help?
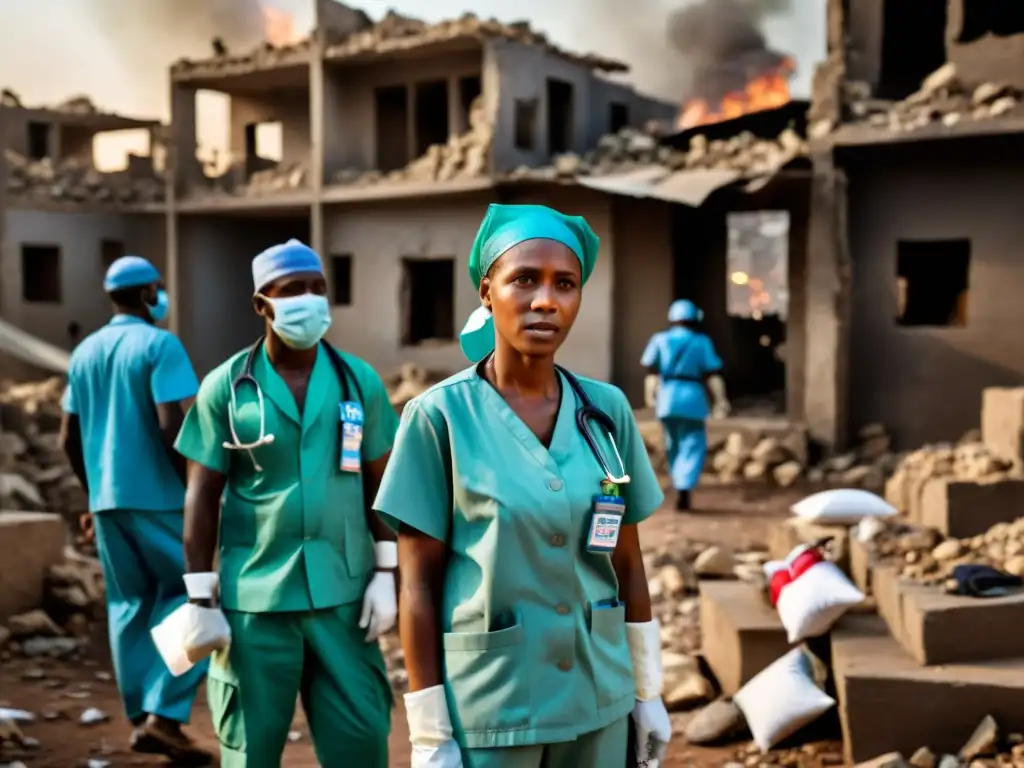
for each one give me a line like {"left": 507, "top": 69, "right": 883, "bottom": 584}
{"left": 575, "top": 166, "right": 742, "bottom": 206}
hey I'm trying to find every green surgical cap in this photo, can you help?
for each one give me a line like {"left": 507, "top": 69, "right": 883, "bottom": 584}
{"left": 460, "top": 204, "right": 600, "bottom": 362}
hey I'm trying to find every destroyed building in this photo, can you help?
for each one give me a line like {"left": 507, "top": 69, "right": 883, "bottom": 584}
{"left": 806, "top": 0, "right": 1024, "bottom": 450}
{"left": 0, "top": 92, "right": 167, "bottom": 377}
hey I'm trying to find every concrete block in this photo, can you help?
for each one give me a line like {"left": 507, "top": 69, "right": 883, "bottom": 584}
{"left": 919, "top": 477, "right": 1024, "bottom": 538}
{"left": 0, "top": 511, "right": 66, "bottom": 619}
{"left": 768, "top": 518, "right": 851, "bottom": 575}
{"left": 982, "top": 387, "right": 1024, "bottom": 468}
{"left": 850, "top": 535, "right": 876, "bottom": 595}
{"left": 833, "top": 614, "right": 1024, "bottom": 763}
{"left": 892, "top": 580, "right": 1024, "bottom": 666}
{"left": 699, "top": 579, "right": 790, "bottom": 696}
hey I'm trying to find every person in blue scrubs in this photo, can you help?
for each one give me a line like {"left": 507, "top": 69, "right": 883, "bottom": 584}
{"left": 640, "top": 299, "right": 730, "bottom": 512}
{"left": 59, "top": 256, "right": 211, "bottom": 764}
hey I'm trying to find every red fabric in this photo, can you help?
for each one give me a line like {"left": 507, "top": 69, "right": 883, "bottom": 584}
{"left": 769, "top": 547, "right": 825, "bottom": 606}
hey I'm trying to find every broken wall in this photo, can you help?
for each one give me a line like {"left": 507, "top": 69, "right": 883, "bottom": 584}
{"left": 946, "top": 0, "right": 1024, "bottom": 90}
{"left": 845, "top": 134, "right": 1024, "bottom": 447}
{"left": 229, "top": 89, "right": 311, "bottom": 170}
{"left": 588, "top": 78, "right": 676, "bottom": 149}
{"left": 321, "top": 50, "right": 482, "bottom": 181}
{"left": 0, "top": 209, "right": 165, "bottom": 348}
{"left": 175, "top": 212, "right": 308, "bottom": 375}
{"left": 322, "top": 185, "right": 615, "bottom": 382}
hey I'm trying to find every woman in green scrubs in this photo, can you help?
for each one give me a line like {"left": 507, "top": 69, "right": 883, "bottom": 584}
{"left": 374, "top": 204, "right": 673, "bottom": 768}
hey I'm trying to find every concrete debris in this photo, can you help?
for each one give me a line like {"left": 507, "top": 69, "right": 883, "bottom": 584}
{"left": 857, "top": 717, "right": 1014, "bottom": 768}
{"left": 884, "top": 436, "right": 1013, "bottom": 517}
{"left": 959, "top": 715, "right": 999, "bottom": 762}
{"left": 53, "top": 95, "right": 99, "bottom": 115}
{"left": 4, "top": 149, "right": 164, "bottom": 206}
{"left": 381, "top": 363, "right": 444, "bottom": 413}
{"left": 812, "top": 63, "right": 1023, "bottom": 138}
{"left": 332, "top": 96, "right": 492, "bottom": 188}
{"left": 172, "top": 38, "right": 313, "bottom": 77}
{"left": 0, "top": 378, "right": 89, "bottom": 538}
{"left": 512, "top": 125, "right": 809, "bottom": 183}
{"left": 684, "top": 698, "right": 748, "bottom": 744}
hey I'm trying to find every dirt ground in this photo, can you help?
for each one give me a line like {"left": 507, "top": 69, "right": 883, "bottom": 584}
{"left": 0, "top": 485, "right": 842, "bottom": 767}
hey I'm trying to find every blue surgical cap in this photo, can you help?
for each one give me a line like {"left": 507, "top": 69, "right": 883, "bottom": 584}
{"left": 669, "top": 299, "right": 702, "bottom": 322}
{"left": 252, "top": 239, "right": 323, "bottom": 293}
{"left": 104, "top": 256, "right": 161, "bottom": 292}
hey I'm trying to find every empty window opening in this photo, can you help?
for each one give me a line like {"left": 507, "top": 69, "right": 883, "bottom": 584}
{"left": 514, "top": 99, "right": 538, "bottom": 151}
{"left": 895, "top": 239, "right": 970, "bottom": 327}
{"left": 414, "top": 80, "right": 450, "bottom": 157}
{"left": 26, "top": 121, "right": 51, "bottom": 160}
{"left": 877, "top": 0, "right": 947, "bottom": 100}
{"left": 21, "top": 245, "right": 62, "bottom": 304}
{"left": 196, "top": 89, "right": 230, "bottom": 176}
{"left": 546, "top": 79, "right": 574, "bottom": 155}
{"left": 100, "top": 239, "right": 124, "bottom": 271}
{"left": 92, "top": 129, "right": 152, "bottom": 172}
{"left": 957, "top": 0, "right": 1024, "bottom": 43}
{"left": 375, "top": 85, "right": 410, "bottom": 172}
{"left": 726, "top": 211, "right": 790, "bottom": 320}
{"left": 402, "top": 258, "right": 455, "bottom": 345}
{"left": 609, "top": 102, "right": 629, "bottom": 134}
{"left": 459, "top": 76, "right": 482, "bottom": 133}
{"left": 244, "top": 121, "right": 282, "bottom": 161}
{"left": 331, "top": 254, "right": 352, "bottom": 306}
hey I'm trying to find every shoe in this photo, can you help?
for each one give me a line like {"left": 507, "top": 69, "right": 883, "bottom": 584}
{"left": 675, "top": 490, "right": 691, "bottom": 512}
{"left": 130, "top": 719, "right": 215, "bottom": 766}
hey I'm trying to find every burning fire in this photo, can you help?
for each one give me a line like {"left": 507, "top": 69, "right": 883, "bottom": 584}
{"left": 677, "top": 56, "right": 795, "bottom": 130}
{"left": 261, "top": 4, "right": 300, "bottom": 46}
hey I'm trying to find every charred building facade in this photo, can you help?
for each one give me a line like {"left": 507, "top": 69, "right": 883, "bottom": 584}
{"left": 807, "top": 0, "right": 1024, "bottom": 449}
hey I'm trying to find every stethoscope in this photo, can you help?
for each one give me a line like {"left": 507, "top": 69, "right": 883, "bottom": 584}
{"left": 555, "top": 365, "right": 632, "bottom": 486}
{"left": 224, "top": 336, "right": 362, "bottom": 471}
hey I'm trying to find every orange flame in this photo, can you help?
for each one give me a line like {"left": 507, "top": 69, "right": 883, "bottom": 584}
{"left": 677, "top": 56, "right": 795, "bottom": 131}
{"left": 261, "top": 4, "right": 299, "bottom": 46}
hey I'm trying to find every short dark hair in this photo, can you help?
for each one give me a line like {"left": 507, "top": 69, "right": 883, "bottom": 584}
{"left": 108, "top": 286, "right": 146, "bottom": 308}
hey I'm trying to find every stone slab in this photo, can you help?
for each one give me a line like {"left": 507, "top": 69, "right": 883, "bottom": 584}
{"left": 919, "top": 477, "right": 1024, "bottom": 538}
{"left": 0, "top": 511, "right": 66, "bottom": 620}
{"left": 849, "top": 535, "right": 875, "bottom": 595}
{"left": 699, "top": 579, "right": 790, "bottom": 696}
{"left": 982, "top": 387, "right": 1024, "bottom": 469}
{"left": 833, "top": 614, "right": 1024, "bottom": 763}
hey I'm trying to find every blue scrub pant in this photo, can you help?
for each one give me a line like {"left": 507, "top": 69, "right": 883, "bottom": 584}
{"left": 92, "top": 509, "right": 206, "bottom": 724}
{"left": 661, "top": 417, "right": 707, "bottom": 491}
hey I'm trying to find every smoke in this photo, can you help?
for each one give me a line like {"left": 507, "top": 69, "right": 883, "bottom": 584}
{"left": 668, "top": 0, "right": 793, "bottom": 104}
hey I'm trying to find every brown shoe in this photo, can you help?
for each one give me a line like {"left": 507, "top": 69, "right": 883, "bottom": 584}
{"left": 130, "top": 720, "right": 215, "bottom": 766}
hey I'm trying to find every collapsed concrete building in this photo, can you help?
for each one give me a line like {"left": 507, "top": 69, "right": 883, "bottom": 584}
{"left": 807, "top": 0, "right": 1024, "bottom": 450}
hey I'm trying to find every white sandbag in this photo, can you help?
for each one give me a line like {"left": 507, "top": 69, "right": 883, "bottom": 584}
{"left": 774, "top": 545, "right": 865, "bottom": 643}
{"left": 151, "top": 602, "right": 231, "bottom": 677}
{"left": 791, "top": 488, "right": 897, "bottom": 525}
{"left": 733, "top": 647, "right": 836, "bottom": 751}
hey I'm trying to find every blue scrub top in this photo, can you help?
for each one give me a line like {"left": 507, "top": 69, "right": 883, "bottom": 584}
{"left": 640, "top": 327, "right": 722, "bottom": 421}
{"left": 62, "top": 315, "right": 199, "bottom": 513}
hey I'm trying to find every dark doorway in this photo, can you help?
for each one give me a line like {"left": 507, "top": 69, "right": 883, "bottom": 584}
{"left": 609, "top": 102, "right": 629, "bottom": 134}
{"left": 26, "top": 122, "right": 50, "bottom": 160}
{"left": 895, "top": 239, "right": 971, "bottom": 327}
{"left": 415, "top": 80, "right": 449, "bottom": 156}
{"left": 877, "top": 0, "right": 947, "bottom": 100}
{"left": 401, "top": 258, "right": 455, "bottom": 345}
{"left": 375, "top": 85, "right": 410, "bottom": 172}
{"left": 21, "top": 244, "right": 62, "bottom": 303}
{"left": 331, "top": 254, "right": 352, "bottom": 306}
{"left": 546, "top": 78, "right": 574, "bottom": 155}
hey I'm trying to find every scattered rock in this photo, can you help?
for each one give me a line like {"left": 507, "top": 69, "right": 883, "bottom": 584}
{"left": 684, "top": 698, "right": 748, "bottom": 744}
{"left": 5, "top": 149, "right": 164, "bottom": 205}
{"left": 910, "top": 747, "right": 937, "bottom": 768}
{"left": 694, "top": 547, "right": 735, "bottom": 578}
{"left": 960, "top": 715, "right": 999, "bottom": 762}
{"left": 79, "top": 707, "right": 108, "bottom": 725}
{"left": 6, "top": 610, "right": 64, "bottom": 639}
{"left": 773, "top": 460, "right": 803, "bottom": 488}
{"left": 662, "top": 653, "right": 714, "bottom": 710}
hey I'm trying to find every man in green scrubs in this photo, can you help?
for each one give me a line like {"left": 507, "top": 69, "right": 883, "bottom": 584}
{"left": 175, "top": 240, "right": 399, "bottom": 767}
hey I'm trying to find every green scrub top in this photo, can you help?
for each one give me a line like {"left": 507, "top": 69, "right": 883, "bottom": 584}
{"left": 175, "top": 343, "right": 399, "bottom": 613}
{"left": 373, "top": 366, "right": 664, "bottom": 749}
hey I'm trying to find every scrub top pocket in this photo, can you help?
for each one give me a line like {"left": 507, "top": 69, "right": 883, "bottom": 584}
{"left": 588, "top": 601, "right": 635, "bottom": 709}
{"left": 443, "top": 621, "right": 532, "bottom": 740}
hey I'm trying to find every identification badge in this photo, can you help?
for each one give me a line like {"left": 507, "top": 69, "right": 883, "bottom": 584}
{"left": 339, "top": 401, "right": 364, "bottom": 473}
{"left": 586, "top": 495, "right": 625, "bottom": 553}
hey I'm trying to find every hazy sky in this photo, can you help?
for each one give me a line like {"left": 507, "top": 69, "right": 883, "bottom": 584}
{"left": 0, "top": 0, "right": 825, "bottom": 168}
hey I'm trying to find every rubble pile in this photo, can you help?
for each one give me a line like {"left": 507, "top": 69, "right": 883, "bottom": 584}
{"left": 514, "top": 125, "right": 809, "bottom": 183}
{"left": 172, "top": 38, "right": 313, "bottom": 76}
{"left": 323, "top": 10, "right": 622, "bottom": 72}
{"left": 244, "top": 161, "right": 309, "bottom": 194}
{"left": 862, "top": 515, "right": 1024, "bottom": 584}
{"left": 0, "top": 378, "right": 87, "bottom": 536}
{"left": 382, "top": 362, "right": 444, "bottom": 413}
{"left": 4, "top": 149, "right": 165, "bottom": 206}
{"left": 811, "top": 62, "right": 1023, "bottom": 139}
{"left": 883, "top": 433, "right": 1013, "bottom": 515}
{"left": 0, "top": 548, "right": 104, "bottom": 658}
{"left": 858, "top": 715, "right": 1024, "bottom": 768}
{"left": 332, "top": 96, "right": 492, "bottom": 188}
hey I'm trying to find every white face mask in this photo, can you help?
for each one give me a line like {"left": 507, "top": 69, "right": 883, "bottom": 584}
{"left": 259, "top": 293, "right": 332, "bottom": 349}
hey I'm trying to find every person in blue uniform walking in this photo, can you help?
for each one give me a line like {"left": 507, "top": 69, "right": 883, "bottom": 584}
{"left": 59, "top": 256, "right": 211, "bottom": 764}
{"left": 641, "top": 299, "right": 730, "bottom": 512}
{"left": 375, "top": 204, "right": 672, "bottom": 768}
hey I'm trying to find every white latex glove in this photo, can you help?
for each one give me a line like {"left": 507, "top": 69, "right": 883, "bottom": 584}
{"left": 626, "top": 620, "right": 672, "bottom": 764}
{"left": 643, "top": 374, "right": 660, "bottom": 409}
{"left": 406, "top": 685, "right": 463, "bottom": 768}
{"left": 151, "top": 602, "right": 231, "bottom": 677}
{"left": 707, "top": 375, "right": 731, "bottom": 419}
{"left": 359, "top": 542, "right": 398, "bottom": 642}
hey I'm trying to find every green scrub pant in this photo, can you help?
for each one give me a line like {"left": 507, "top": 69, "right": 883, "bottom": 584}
{"left": 206, "top": 601, "right": 392, "bottom": 768}
{"left": 92, "top": 509, "right": 206, "bottom": 725}
{"left": 463, "top": 716, "right": 628, "bottom": 768}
